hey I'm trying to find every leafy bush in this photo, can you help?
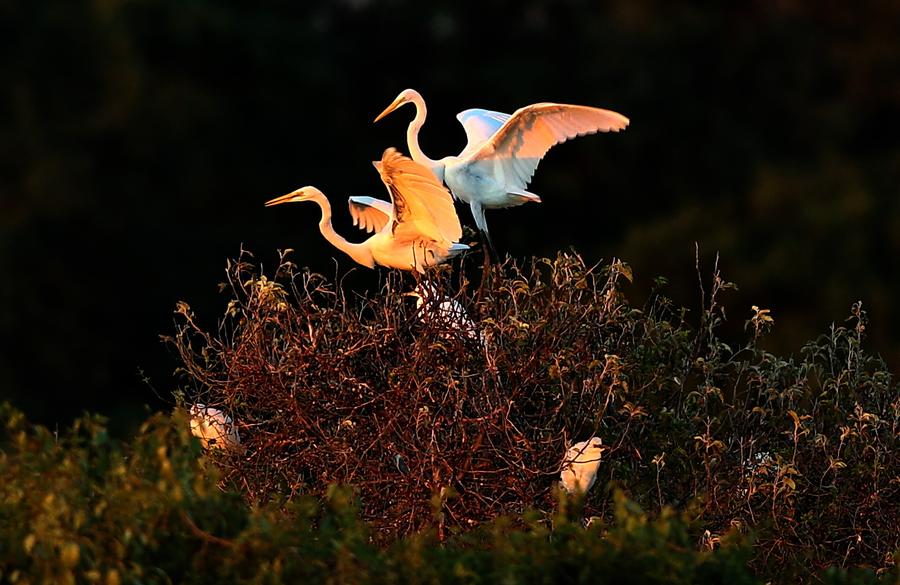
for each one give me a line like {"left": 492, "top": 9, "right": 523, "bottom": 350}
{"left": 0, "top": 404, "right": 766, "bottom": 584}
{"left": 168, "top": 251, "right": 900, "bottom": 581}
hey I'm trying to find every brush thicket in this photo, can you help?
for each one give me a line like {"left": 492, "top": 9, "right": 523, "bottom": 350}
{"left": 172, "top": 250, "right": 900, "bottom": 576}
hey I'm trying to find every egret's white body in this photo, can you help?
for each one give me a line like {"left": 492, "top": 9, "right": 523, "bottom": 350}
{"left": 189, "top": 403, "right": 242, "bottom": 452}
{"left": 560, "top": 436, "right": 606, "bottom": 495}
{"left": 375, "top": 89, "right": 629, "bottom": 240}
{"left": 405, "top": 282, "right": 482, "bottom": 343}
{"left": 266, "top": 148, "right": 468, "bottom": 273}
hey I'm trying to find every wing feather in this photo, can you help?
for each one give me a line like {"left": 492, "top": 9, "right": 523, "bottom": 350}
{"left": 463, "top": 103, "right": 629, "bottom": 191}
{"left": 374, "top": 148, "right": 462, "bottom": 243}
{"left": 347, "top": 196, "right": 392, "bottom": 233}
{"left": 455, "top": 108, "right": 511, "bottom": 156}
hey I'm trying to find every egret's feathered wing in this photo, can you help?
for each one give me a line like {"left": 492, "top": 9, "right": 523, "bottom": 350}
{"left": 456, "top": 108, "right": 512, "bottom": 156}
{"left": 374, "top": 148, "right": 462, "bottom": 244}
{"left": 463, "top": 103, "right": 630, "bottom": 193}
{"left": 348, "top": 196, "right": 391, "bottom": 234}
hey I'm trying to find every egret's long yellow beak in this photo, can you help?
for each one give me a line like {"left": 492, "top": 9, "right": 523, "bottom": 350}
{"left": 373, "top": 96, "right": 404, "bottom": 123}
{"left": 264, "top": 192, "right": 299, "bottom": 207}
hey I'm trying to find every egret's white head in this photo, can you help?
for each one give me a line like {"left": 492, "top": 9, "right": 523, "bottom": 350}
{"left": 586, "top": 437, "right": 603, "bottom": 450}
{"left": 374, "top": 88, "right": 421, "bottom": 123}
{"left": 402, "top": 282, "right": 443, "bottom": 309}
{"left": 565, "top": 436, "right": 606, "bottom": 461}
{"left": 401, "top": 289, "right": 422, "bottom": 302}
{"left": 265, "top": 186, "right": 323, "bottom": 207}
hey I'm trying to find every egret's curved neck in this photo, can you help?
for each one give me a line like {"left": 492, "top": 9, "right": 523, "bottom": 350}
{"left": 407, "top": 94, "right": 444, "bottom": 181}
{"left": 310, "top": 193, "right": 374, "bottom": 268}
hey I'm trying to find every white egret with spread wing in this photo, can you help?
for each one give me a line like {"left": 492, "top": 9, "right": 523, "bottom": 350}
{"left": 374, "top": 89, "right": 629, "bottom": 247}
{"left": 265, "top": 148, "right": 468, "bottom": 273}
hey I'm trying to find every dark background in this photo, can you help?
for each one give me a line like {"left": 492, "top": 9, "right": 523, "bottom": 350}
{"left": 2, "top": 0, "right": 898, "bottom": 434}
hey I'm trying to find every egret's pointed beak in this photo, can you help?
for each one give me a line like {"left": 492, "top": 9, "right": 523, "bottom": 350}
{"left": 374, "top": 96, "right": 405, "bottom": 123}
{"left": 265, "top": 191, "right": 303, "bottom": 207}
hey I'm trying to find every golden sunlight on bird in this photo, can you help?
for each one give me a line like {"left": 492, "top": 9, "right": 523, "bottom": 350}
{"left": 189, "top": 403, "right": 243, "bottom": 453}
{"left": 404, "top": 282, "right": 483, "bottom": 343}
{"left": 266, "top": 148, "right": 468, "bottom": 273}
{"left": 560, "top": 436, "right": 606, "bottom": 495}
{"left": 374, "top": 89, "right": 629, "bottom": 247}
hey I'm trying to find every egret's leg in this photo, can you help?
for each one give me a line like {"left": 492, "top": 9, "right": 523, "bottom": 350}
{"left": 482, "top": 228, "right": 498, "bottom": 262}
{"left": 478, "top": 230, "right": 494, "bottom": 303}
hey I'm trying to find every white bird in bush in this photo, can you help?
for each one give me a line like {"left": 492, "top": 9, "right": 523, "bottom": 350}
{"left": 560, "top": 436, "right": 606, "bottom": 495}
{"left": 738, "top": 450, "right": 775, "bottom": 498}
{"left": 189, "top": 403, "right": 242, "bottom": 452}
{"left": 404, "top": 282, "right": 482, "bottom": 343}
{"left": 374, "top": 89, "right": 629, "bottom": 247}
{"left": 265, "top": 148, "right": 468, "bottom": 273}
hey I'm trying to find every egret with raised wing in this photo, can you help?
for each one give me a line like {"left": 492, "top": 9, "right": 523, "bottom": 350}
{"left": 374, "top": 89, "right": 629, "bottom": 248}
{"left": 265, "top": 148, "right": 468, "bottom": 273}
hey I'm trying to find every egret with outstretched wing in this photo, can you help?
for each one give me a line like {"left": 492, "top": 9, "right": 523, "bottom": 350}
{"left": 374, "top": 89, "right": 629, "bottom": 247}
{"left": 265, "top": 148, "right": 468, "bottom": 273}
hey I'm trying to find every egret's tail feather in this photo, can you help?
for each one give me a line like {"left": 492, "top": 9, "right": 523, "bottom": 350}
{"left": 507, "top": 188, "right": 541, "bottom": 204}
{"left": 448, "top": 242, "right": 470, "bottom": 257}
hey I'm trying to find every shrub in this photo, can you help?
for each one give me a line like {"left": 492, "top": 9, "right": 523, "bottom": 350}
{"left": 171, "top": 251, "right": 639, "bottom": 540}
{"left": 169, "top": 250, "right": 900, "bottom": 581}
{"left": 0, "top": 405, "right": 763, "bottom": 584}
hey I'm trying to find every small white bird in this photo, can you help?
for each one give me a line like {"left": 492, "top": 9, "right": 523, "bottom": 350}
{"left": 744, "top": 451, "right": 774, "bottom": 476}
{"left": 375, "top": 89, "right": 629, "bottom": 247}
{"left": 189, "top": 403, "right": 243, "bottom": 453}
{"left": 560, "top": 436, "right": 606, "bottom": 495}
{"left": 738, "top": 451, "right": 775, "bottom": 498}
{"left": 404, "top": 282, "right": 482, "bottom": 343}
{"left": 266, "top": 148, "right": 469, "bottom": 273}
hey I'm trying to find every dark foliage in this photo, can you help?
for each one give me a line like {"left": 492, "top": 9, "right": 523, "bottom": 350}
{"left": 0, "top": 404, "right": 764, "bottom": 584}
{"left": 3, "top": 1, "right": 899, "bottom": 431}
